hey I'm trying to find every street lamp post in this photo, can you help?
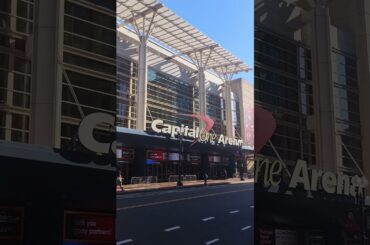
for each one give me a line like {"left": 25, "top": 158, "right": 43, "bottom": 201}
{"left": 239, "top": 146, "right": 248, "bottom": 181}
{"left": 177, "top": 132, "right": 184, "bottom": 187}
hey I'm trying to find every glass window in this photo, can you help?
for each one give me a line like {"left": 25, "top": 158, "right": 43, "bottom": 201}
{"left": 63, "top": 52, "right": 115, "bottom": 75}
{"left": 64, "top": 16, "right": 115, "bottom": 45}
{"left": 84, "top": 0, "right": 115, "bottom": 11}
{"left": 0, "top": 0, "right": 11, "bottom": 13}
{"left": 64, "top": 32, "right": 115, "bottom": 58}
{"left": 0, "top": 53, "right": 9, "bottom": 69}
{"left": 11, "top": 113, "right": 29, "bottom": 130}
{"left": 11, "top": 130, "right": 29, "bottom": 143}
{"left": 14, "top": 57, "right": 31, "bottom": 74}
{"left": 65, "top": 1, "right": 115, "bottom": 27}
{"left": 13, "top": 92, "right": 30, "bottom": 108}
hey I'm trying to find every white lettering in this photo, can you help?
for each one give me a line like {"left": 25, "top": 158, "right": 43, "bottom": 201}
{"left": 322, "top": 172, "right": 336, "bottom": 194}
{"left": 151, "top": 119, "right": 163, "bottom": 133}
{"left": 288, "top": 160, "right": 310, "bottom": 190}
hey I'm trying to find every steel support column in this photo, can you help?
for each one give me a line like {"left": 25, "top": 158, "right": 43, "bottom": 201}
{"left": 136, "top": 35, "right": 148, "bottom": 130}
{"left": 311, "top": 1, "right": 337, "bottom": 172}
{"left": 198, "top": 67, "right": 207, "bottom": 127}
{"left": 224, "top": 80, "right": 234, "bottom": 138}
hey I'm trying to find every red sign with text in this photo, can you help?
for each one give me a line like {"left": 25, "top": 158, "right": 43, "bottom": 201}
{"left": 147, "top": 150, "right": 164, "bottom": 161}
{"left": 0, "top": 206, "right": 23, "bottom": 241}
{"left": 64, "top": 211, "right": 115, "bottom": 243}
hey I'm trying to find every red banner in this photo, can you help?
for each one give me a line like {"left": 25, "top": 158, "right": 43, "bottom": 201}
{"left": 64, "top": 211, "right": 115, "bottom": 243}
{"left": 0, "top": 206, "right": 23, "bottom": 240}
{"left": 147, "top": 150, "right": 164, "bottom": 161}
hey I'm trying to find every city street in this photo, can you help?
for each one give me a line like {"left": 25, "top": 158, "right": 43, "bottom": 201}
{"left": 116, "top": 182, "right": 254, "bottom": 245}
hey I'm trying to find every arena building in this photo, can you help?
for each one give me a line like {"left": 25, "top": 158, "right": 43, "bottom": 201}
{"left": 116, "top": 0, "right": 253, "bottom": 183}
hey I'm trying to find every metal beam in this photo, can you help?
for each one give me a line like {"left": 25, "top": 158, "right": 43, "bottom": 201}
{"left": 182, "top": 44, "right": 219, "bottom": 56}
{"left": 124, "top": 3, "right": 163, "bottom": 24}
{"left": 208, "top": 62, "right": 243, "bottom": 70}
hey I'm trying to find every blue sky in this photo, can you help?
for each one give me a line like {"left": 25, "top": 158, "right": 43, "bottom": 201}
{"left": 160, "top": 0, "right": 254, "bottom": 83}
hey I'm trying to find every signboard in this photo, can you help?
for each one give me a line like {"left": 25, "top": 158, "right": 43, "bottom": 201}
{"left": 63, "top": 211, "right": 115, "bottom": 244}
{"left": 147, "top": 150, "right": 164, "bottom": 161}
{"left": 275, "top": 229, "right": 298, "bottom": 245}
{"left": 208, "top": 155, "right": 221, "bottom": 163}
{"left": 308, "top": 231, "right": 325, "bottom": 245}
{"left": 166, "top": 153, "right": 180, "bottom": 161}
{"left": 258, "top": 228, "right": 273, "bottom": 245}
{"left": 0, "top": 206, "right": 23, "bottom": 240}
{"left": 188, "top": 153, "right": 201, "bottom": 164}
{"left": 255, "top": 157, "right": 368, "bottom": 197}
{"left": 151, "top": 118, "right": 243, "bottom": 146}
{"left": 116, "top": 147, "right": 134, "bottom": 162}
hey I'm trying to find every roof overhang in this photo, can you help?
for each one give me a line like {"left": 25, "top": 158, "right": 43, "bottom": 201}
{"left": 117, "top": 0, "right": 251, "bottom": 77}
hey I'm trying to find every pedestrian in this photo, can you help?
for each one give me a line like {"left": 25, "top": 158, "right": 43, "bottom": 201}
{"left": 224, "top": 169, "right": 227, "bottom": 179}
{"left": 117, "top": 172, "right": 124, "bottom": 191}
{"left": 203, "top": 173, "right": 208, "bottom": 185}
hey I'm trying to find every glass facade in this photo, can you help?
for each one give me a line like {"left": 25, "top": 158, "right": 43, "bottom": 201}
{"left": 61, "top": 0, "right": 116, "bottom": 151}
{"left": 332, "top": 51, "right": 363, "bottom": 170}
{"left": 116, "top": 56, "right": 230, "bottom": 132}
{"left": 146, "top": 69, "right": 197, "bottom": 130}
{"left": 255, "top": 28, "right": 315, "bottom": 165}
{"left": 206, "top": 85, "right": 225, "bottom": 135}
{"left": 0, "top": 0, "right": 34, "bottom": 143}
{"left": 231, "top": 93, "right": 242, "bottom": 138}
{"left": 117, "top": 56, "right": 137, "bottom": 128}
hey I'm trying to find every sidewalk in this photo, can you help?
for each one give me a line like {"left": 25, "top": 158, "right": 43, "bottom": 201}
{"left": 117, "top": 178, "right": 254, "bottom": 194}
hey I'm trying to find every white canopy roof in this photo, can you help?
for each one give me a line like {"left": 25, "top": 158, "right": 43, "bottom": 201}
{"left": 117, "top": 0, "right": 250, "bottom": 76}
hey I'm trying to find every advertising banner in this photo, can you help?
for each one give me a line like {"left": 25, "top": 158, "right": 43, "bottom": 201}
{"left": 166, "top": 153, "right": 180, "bottom": 161}
{"left": 117, "top": 147, "right": 134, "bottom": 162}
{"left": 63, "top": 211, "right": 115, "bottom": 245}
{"left": 208, "top": 155, "right": 221, "bottom": 163}
{"left": 147, "top": 150, "right": 164, "bottom": 161}
{"left": 188, "top": 153, "right": 201, "bottom": 164}
{"left": 0, "top": 206, "right": 23, "bottom": 241}
{"left": 275, "top": 229, "right": 298, "bottom": 245}
{"left": 258, "top": 228, "right": 273, "bottom": 244}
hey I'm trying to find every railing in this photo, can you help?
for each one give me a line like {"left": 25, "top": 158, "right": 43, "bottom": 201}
{"left": 130, "top": 176, "right": 158, "bottom": 184}
{"left": 168, "top": 175, "right": 197, "bottom": 182}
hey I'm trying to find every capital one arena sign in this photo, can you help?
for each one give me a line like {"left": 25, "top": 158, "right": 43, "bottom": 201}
{"left": 150, "top": 119, "right": 244, "bottom": 147}
{"left": 256, "top": 158, "right": 368, "bottom": 197}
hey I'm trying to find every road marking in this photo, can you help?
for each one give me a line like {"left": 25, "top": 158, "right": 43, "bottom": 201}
{"left": 250, "top": 205, "right": 254, "bottom": 208}
{"left": 241, "top": 225, "right": 252, "bottom": 230}
{"left": 117, "top": 189, "right": 252, "bottom": 211}
{"left": 206, "top": 238, "right": 220, "bottom": 244}
{"left": 229, "top": 210, "right": 240, "bottom": 214}
{"left": 164, "top": 226, "right": 181, "bottom": 232}
{"left": 202, "top": 217, "right": 215, "bottom": 221}
{"left": 117, "top": 239, "right": 133, "bottom": 244}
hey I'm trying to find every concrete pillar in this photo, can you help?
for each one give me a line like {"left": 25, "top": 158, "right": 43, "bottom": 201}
{"left": 224, "top": 80, "right": 233, "bottom": 138}
{"left": 198, "top": 67, "right": 207, "bottom": 128}
{"left": 30, "top": 0, "right": 63, "bottom": 147}
{"left": 354, "top": 0, "right": 370, "bottom": 194}
{"left": 136, "top": 35, "right": 148, "bottom": 130}
{"left": 311, "top": 3, "right": 337, "bottom": 172}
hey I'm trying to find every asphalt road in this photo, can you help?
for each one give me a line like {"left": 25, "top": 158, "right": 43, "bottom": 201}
{"left": 116, "top": 183, "right": 254, "bottom": 245}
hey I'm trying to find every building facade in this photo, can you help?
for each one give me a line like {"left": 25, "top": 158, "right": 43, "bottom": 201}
{"left": 116, "top": 0, "right": 252, "bottom": 183}
{"left": 255, "top": 0, "right": 370, "bottom": 244}
{"left": 0, "top": 1, "right": 117, "bottom": 244}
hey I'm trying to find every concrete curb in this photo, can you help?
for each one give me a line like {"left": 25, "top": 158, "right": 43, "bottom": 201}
{"left": 117, "top": 179, "right": 254, "bottom": 195}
